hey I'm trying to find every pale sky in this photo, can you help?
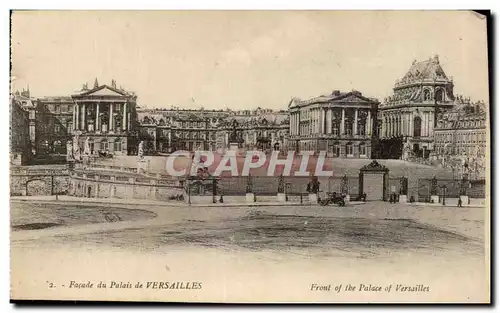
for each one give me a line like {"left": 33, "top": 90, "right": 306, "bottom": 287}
{"left": 11, "top": 11, "right": 489, "bottom": 110}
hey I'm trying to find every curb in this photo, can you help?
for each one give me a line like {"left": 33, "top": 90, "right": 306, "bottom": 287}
{"left": 9, "top": 197, "right": 367, "bottom": 208}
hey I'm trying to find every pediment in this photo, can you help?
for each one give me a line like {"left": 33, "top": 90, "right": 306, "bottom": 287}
{"left": 86, "top": 86, "right": 127, "bottom": 97}
{"left": 336, "top": 93, "right": 373, "bottom": 103}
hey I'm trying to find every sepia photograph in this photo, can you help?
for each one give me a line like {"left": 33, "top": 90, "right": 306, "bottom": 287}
{"left": 9, "top": 10, "right": 490, "bottom": 303}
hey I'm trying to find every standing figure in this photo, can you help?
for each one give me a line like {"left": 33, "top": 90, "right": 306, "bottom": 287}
{"left": 73, "top": 136, "right": 81, "bottom": 162}
{"left": 138, "top": 141, "right": 144, "bottom": 160}
{"left": 83, "top": 137, "right": 91, "bottom": 155}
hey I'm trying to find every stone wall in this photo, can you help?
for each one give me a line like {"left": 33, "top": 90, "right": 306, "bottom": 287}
{"left": 10, "top": 166, "right": 70, "bottom": 196}
{"left": 69, "top": 172, "right": 182, "bottom": 200}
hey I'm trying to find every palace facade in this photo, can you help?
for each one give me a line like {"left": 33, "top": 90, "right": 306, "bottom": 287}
{"left": 136, "top": 107, "right": 289, "bottom": 154}
{"left": 10, "top": 93, "right": 31, "bottom": 165}
{"left": 379, "top": 55, "right": 455, "bottom": 158}
{"left": 288, "top": 90, "right": 378, "bottom": 158}
{"left": 433, "top": 99, "right": 488, "bottom": 179}
{"left": 71, "top": 80, "right": 138, "bottom": 156}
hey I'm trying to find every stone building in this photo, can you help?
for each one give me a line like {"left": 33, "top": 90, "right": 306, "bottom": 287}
{"left": 222, "top": 111, "right": 289, "bottom": 151}
{"left": 433, "top": 99, "right": 488, "bottom": 179}
{"left": 71, "top": 79, "right": 138, "bottom": 155}
{"left": 379, "top": 55, "right": 455, "bottom": 158}
{"left": 288, "top": 90, "right": 378, "bottom": 157}
{"left": 136, "top": 108, "right": 230, "bottom": 153}
{"left": 136, "top": 107, "right": 289, "bottom": 153}
{"left": 10, "top": 93, "right": 31, "bottom": 165}
{"left": 35, "top": 96, "right": 74, "bottom": 157}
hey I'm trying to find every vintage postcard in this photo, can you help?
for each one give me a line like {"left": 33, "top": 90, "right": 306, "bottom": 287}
{"left": 9, "top": 10, "right": 490, "bottom": 303}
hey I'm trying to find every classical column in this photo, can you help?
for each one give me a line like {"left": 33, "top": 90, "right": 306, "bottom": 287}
{"left": 326, "top": 109, "right": 332, "bottom": 134}
{"left": 392, "top": 116, "right": 396, "bottom": 136}
{"left": 354, "top": 109, "right": 358, "bottom": 135}
{"left": 429, "top": 113, "right": 434, "bottom": 137}
{"left": 340, "top": 108, "right": 345, "bottom": 135}
{"left": 402, "top": 113, "right": 406, "bottom": 136}
{"left": 409, "top": 112, "right": 414, "bottom": 136}
{"left": 367, "top": 110, "right": 371, "bottom": 136}
{"left": 425, "top": 113, "right": 430, "bottom": 137}
{"left": 406, "top": 113, "right": 410, "bottom": 136}
{"left": 82, "top": 103, "right": 86, "bottom": 131}
{"left": 295, "top": 113, "right": 298, "bottom": 135}
{"left": 317, "top": 109, "right": 321, "bottom": 134}
{"left": 109, "top": 103, "right": 114, "bottom": 132}
{"left": 386, "top": 116, "right": 389, "bottom": 137}
{"left": 96, "top": 103, "right": 100, "bottom": 132}
{"left": 74, "top": 102, "right": 78, "bottom": 131}
{"left": 296, "top": 113, "right": 299, "bottom": 135}
{"left": 123, "top": 102, "right": 127, "bottom": 131}
{"left": 399, "top": 116, "right": 402, "bottom": 136}
{"left": 321, "top": 108, "right": 325, "bottom": 134}
{"left": 315, "top": 109, "right": 319, "bottom": 134}
{"left": 381, "top": 115, "right": 385, "bottom": 137}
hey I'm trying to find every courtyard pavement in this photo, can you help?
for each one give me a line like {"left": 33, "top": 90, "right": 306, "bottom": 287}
{"left": 10, "top": 195, "right": 486, "bottom": 242}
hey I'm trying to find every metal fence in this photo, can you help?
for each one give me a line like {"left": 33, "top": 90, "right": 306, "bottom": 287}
{"left": 182, "top": 175, "right": 486, "bottom": 202}
{"left": 418, "top": 178, "right": 486, "bottom": 202}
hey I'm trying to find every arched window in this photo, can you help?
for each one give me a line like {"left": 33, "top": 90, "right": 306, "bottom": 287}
{"left": 423, "top": 89, "right": 431, "bottom": 101}
{"left": 346, "top": 142, "right": 354, "bottom": 156}
{"left": 413, "top": 116, "right": 422, "bottom": 137}
{"left": 435, "top": 89, "right": 444, "bottom": 103}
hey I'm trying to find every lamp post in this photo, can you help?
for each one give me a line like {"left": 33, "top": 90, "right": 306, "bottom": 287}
{"left": 440, "top": 184, "right": 447, "bottom": 205}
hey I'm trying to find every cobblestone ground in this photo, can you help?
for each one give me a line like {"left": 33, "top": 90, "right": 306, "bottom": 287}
{"left": 10, "top": 200, "right": 488, "bottom": 302}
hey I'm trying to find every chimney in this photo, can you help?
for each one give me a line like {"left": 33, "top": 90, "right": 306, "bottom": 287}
{"left": 111, "top": 79, "right": 116, "bottom": 88}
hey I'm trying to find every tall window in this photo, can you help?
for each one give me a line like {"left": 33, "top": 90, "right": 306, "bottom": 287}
{"left": 435, "top": 89, "right": 444, "bottom": 103}
{"left": 413, "top": 116, "right": 422, "bottom": 137}
{"left": 114, "top": 140, "right": 122, "bottom": 152}
{"left": 358, "top": 121, "right": 366, "bottom": 136}
{"left": 423, "top": 89, "right": 431, "bottom": 101}
{"left": 346, "top": 142, "right": 353, "bottom": 156}
{"left": 345, "top": 120, "right": 353, "bottom": 136}
{"left": 101, "top": 139, "right": 108, "bottom": 151}
{"left": 359, "top": 143, "right": 366, "bottom": 156}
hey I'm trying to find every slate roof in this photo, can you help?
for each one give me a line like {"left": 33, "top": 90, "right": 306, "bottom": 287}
{"left": 400, "top": 55, "right": 449, "bottom": 82}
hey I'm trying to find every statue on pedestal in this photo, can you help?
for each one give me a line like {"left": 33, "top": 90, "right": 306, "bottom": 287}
{"left": 460, "top": 175, "right": 469, "bottom": 196}
{"left": 277, "top": 174, "right": 285, "bottom": 193}
{"left": 430, "top": 175, "right": 438, "bottom": 195}
{"left": 73, "top": 136, "right": 81, "bottom": 162}
{"left": 229, "top": 120, "right": 239, "bottom": 143}
{"left": 138, "top": 141, "right": 144, "bottom": 160}
{"left": 66, "top": 140, "right": 74, "bottom": 162}
{"left": 307, "top": 176, "right": 320, "bottom": 194}
{"left": 402, "top": 139, "right": 412, "bottom": 161}
{"left": 340, "top": 175, "right": 349, "bottom": 195}
{"left": 246, "top": 174, "right": 253, "bottom": 193}
{"left": 399, "top": 176, "right": 408, "bottom": 195}
{"left": 83, "top": 137, "right": 91, "bottom": 155}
